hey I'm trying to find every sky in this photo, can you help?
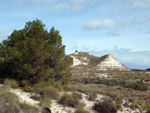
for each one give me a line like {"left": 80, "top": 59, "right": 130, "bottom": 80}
{"left": 0, "top": 0, "right": 150, "bottom": 69}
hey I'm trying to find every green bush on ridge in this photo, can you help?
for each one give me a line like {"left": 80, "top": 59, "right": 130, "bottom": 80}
{"left": 122, "top": 81, "right": 148, "bottom": 91}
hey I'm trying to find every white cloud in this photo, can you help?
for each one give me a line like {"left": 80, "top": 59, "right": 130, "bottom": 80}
{"left": 133, "top": 0, "right": 150, "bottom": 8}
{"left": 82, "top": 19, "right": 115, "bottom": 31}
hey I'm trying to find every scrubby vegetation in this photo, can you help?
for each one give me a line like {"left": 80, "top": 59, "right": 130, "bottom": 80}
{"left": 77, "top": 87, "right": 99, "bottom": 101}
{"left": 58, "top": 93, "right": 81, "bottom": 108}
{"left": 77, "top": 87, "right": 124, "bottom": 102}
{"left": 33, "top": 81, "right": 60, "bottom": 100}
{"left": 122, "top": 81, "right": 148, "bottom": 91}
{"left": 0, "top": 87, "right": 39, "bottom": 113}
{"left": 32, "top": 81, "right": 60, "bottom": 107}
{"left": 93, "top": 98, "right": 117, "bottom": 113}
{"left": 4, "top": 79, "right": 19, "bottom": 88}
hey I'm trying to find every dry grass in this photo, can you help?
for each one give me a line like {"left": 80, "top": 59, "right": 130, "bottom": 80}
{"left": 0, "top": 87, "right": 39, "bottom": 113}
{"left": 4, "top": 79, "right": 19, "bottom": 88}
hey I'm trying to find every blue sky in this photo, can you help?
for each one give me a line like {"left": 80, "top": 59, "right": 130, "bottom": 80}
{"left": 0, "top": 0, "right": 150, "bottom": 69}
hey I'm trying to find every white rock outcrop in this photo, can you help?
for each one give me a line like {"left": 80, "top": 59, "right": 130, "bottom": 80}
{"left": 96, "top": 54, "right": 129, "bottom": 71}
{"left": 70, "top": 55, "right": 89, "bottom": 67}
{"left": 69, "top": 52, "right": 129, "bottom": 71}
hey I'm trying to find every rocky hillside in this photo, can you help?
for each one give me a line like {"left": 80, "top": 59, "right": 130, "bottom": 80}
{"left": 68, "top": 52, "right": 130, "bottom": 82}
{"left": 69, "top": 52, "right": 129, "bottom": 71}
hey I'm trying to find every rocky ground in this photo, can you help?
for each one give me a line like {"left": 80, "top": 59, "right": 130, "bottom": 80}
{"left": 0, "top": 84, "right": 145, "bottom": 113}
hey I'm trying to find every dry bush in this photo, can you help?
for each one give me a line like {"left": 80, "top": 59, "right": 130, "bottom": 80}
{"left": 93, "top": 98, "right": 117, "bottom": 113}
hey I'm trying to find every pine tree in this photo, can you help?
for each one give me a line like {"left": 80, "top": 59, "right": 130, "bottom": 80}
{"left": 0, "top": 19, "right": 72, "bottom": 85}
{"left": 46, "top": 27, "right": 73, "bottom": 84}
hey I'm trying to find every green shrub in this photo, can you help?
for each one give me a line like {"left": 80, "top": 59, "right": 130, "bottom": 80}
{"left": 93, "top": 98, "right": 117, "bottom": 113}
{"left": 88, "top": 91, "right": 97, "bottom": 101}
{"left": 122, "top": 81, "right": 148, "bottom": 91}
{"left": 115, "top": 101, "right": 122, "bottom": 110}
{"left": 33, "top": 82, "right": 60, "bottom": 100}
{"left": 42, "top": 85, "right": 60, "bottom": 100}
{"left": 104, "top": 79, "right": 120, "bottom": 86}
{"left": 33, "top": 81, "right": 59, "bottom": 108}
{"left": 53, "top": 81, "right": 62, "bottom": 90}
{"left": 40, "top": 96, "right": 51, "bottom": 107}
{"left": 4, "top": 79, "right": 19, "bottom": 88}
{"left": 59, "top": 94, "right": 80, "bottom": 108}
{"left": 72, "top": 92, "right": 82, "bottom": 100}
{"left": 74, "top": 107, "right": 90, "bottom": 113}
{"left": 33, "top": 81, "right": 51, "bottom": 94}
{"left": 21, "top": 80, "right": 30, "bottom": 87}
{"left": 24, "top": 85, "right": 33, "bottom": 92}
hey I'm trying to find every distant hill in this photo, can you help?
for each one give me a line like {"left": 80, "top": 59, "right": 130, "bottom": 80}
{"left": 68, "top": 52, "right": 130, "bottom": 71}
{"left": 68, "top": 52, "right": 130, "bottom": 82}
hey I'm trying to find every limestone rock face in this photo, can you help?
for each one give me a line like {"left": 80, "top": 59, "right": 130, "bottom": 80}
{"left": 69, "top": 52, "right": 96, "bottom": 67}
{"left": 69, "top": 52, "right": 129, "bottom": 71}
{"left": 95, "top": 54, "right": 129, "bottom": 71}
{"left": 70, "top": 55, "right": 88, "bottom": 67}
